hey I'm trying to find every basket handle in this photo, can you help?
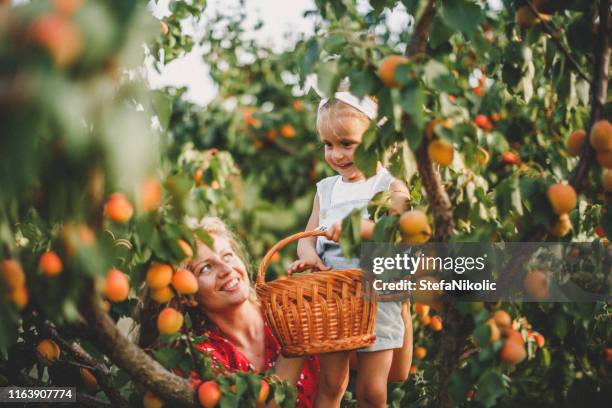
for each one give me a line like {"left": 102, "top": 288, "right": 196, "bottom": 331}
{"left": 256, "top": 230, "right": 327, "bottom": 286}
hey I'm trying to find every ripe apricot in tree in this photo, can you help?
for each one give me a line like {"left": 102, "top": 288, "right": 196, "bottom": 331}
{"left": 427, "top": 139, "right": 454, "bottom": 167}
{"left": 377, "top": 55, "right": 409, "bottom": 88}
{"left": 419, "top": 314, "right": 431, "bottom": 327}
{"left": 501, "top": 151, "right": 521, "bottom": 165}
{"left": 550, "top": 213, "right": 571, "bottom": 237}
{"left": 589, "top": 120, "right": 612, "bottom": 152}
{"left": 172, "top": 268, "right": 199, "bottom": 295}
{"left": 157, "top": 307, "right": 183, "bottom": 335}
{"left": 177, "top": 239, "right": 193, "bottom": 261}
{"left": 280, "top": 124, "right": 296, "bottom": 138}
{"left": 39, "top": 251, "right": 63, "bottom": 277}
{"left": 104, "top": 268, "right": 130, "bottom": 303}
{"left": 398, "top": 210, "right": 431, "bottom": 241}
{"left": 473, "top": 114, "right": 493, "bottom": 131}
{"left": 414, "top": 303, "right": 430, "bottom": 318}
{"left": 105, "top": 193, "right": 134, "bottom": 223}
{"left": 80, "top": 368, "right": 98, "bottom": 393}
{"left": 486, "top": 319, "right": 500, "bottom": 343}
{"left": 430, "top": 315, "right": 443, "bottom": 331}
{"left": 425, "top": 118, "right": 452, "bottom": 140}
{"left": 29, "top": 13, "right": 83, "bottom": 68}
{"left": 414, "top": 346, "right": 427, "bottom": 360}
{"left": 597, "top": 150, "right": 612, "bottom": 169}
{"left": 1, "top": 259, "right": 25, "bottom": 291}
{"left": 37, "top": 339, "right": 61, "bottom": 365}
{"left": 499, "top": 339, "right": 526, "bottom": 364}
{"left": 603, "top": 170, "right": 612, "bottom": 192}
{"left": 198, "top": 380, "right": 221, "bottom": 408}
{"left": 150, "top": 286, "right": 174, "bottom": 304}
{"left": 493, "top": 310, "right": 512, "bottom": 329}
{"left": 547, "top": 183, "right": 577, "bottom": 215}
{"left": 502, "top": 328, "right": 525, "bottom": 346}
{"left": 9, "top": 286, "right": 29, "bottom": 309}
{"left": 524, "top": 269, "right": 549, "bottom": 300}
{"left": 146, "top": 263, "right": 173, "bottom": 290}
{"left": 534, "top": 333, "right": 545, "bottom": 348}
{"left": 143, "top": 391, "right": 164, "bottom": 408}
{"left": 140, "top": 177, "right": 162, "bottom": 212}
{"left": 566, "top": 130, "right": 586, "bottom": 157}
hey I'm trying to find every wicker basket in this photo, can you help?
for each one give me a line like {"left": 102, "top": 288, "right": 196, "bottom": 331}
{"left": 255, "top": 230, "right": 377, "bottom": 357}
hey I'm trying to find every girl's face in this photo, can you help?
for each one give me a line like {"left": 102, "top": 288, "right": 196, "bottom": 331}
{"left": 320, "top": 120, "right": 367, "bottom": 182}
{"left": 188, "top": 234, "right": 251, "bottom": 313}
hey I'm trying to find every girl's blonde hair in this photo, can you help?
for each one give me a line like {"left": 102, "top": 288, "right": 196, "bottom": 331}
{"left": 316, "top": 82, "right": 376, "bottom": 138}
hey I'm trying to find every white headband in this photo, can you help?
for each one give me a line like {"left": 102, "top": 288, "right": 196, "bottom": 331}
{"left": 317, "top": 91, "right": 378, "bottom": 120}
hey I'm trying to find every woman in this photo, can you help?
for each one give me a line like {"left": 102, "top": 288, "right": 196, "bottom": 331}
{"left": 183, "top": 217, "right": 318, "bottom": 408}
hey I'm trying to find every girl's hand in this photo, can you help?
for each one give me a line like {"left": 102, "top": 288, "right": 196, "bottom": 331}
{"left": 324, "top": 221, "right": 342, "bottom": 242}
{"left": 287, "top": 256, "right": 330, "bottom": 274}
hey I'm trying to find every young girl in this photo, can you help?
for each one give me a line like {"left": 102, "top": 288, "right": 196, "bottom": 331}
{"left": 288, "top": 87, "right": 412, "bottom": 408}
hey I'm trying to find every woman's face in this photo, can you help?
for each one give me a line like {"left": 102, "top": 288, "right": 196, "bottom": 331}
{"left": 188, "top": 234, "right": 251, "bottom": 313}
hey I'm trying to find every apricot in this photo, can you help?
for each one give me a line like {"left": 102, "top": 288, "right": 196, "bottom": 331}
{"left": 502, "top": 328, "right": 525, "bottom": 346}
{"left": 430, "top": 315, "right": 443, "bottom": 331}
{"left": 157, "top": 307, "right": 183, "bottom": 335}
{"left": 80, "top": 368, "right": 98, "bottom": 393}
{"left": 293, "top": 100, "right": 304, "bottom": 112}
{"left": 146, "top": 263, "right": 173, "bottom": 290}
{"left": 1, "top": 259, "right": 25, "bottom": 291}
{"left": 194, "top": 168, "right": 204, "bottom": 184}
{"left": 419, "top": 314, "right": 431, "bottom": 327}
{"left": 493, "top": 310, "right": 512, "bottom": 329}
{"left": 499, "top": 339, "right": 526, "bottom": 364}
{"left": 143, "top": 391, "right": 164, "bottom": 408}
{"left": 377, "top": 55, "right": 409, "bottom": 88}
{"left": 280, "top": 124, "right": 296, "bottom": 139}
{"left": 547, "top": 183, "right": 577, "bottom": 215}
{"left": 257, "top": 379, "right": 269, "bottom": 406}
{"left": 37, "top": 339, "right": 60, "bottom": 365}
{"left": 140, "top": 177, "right": 162, "bottom": 212}
{"left": 198, "top": 380, "right": 221, "bottom": 408}
{"left": 104, "top": 268, "right": 130, "bottom": 303}
{"left": 414, "top": 302, "right": 430, "bottom": 317}
{"left": 39, "top": 251, "right": 63, "bottom": 277}
{"left": 266, "top": 129, "right": 278, "bottom": 141}
{"left": 427, "top": 139, "right": 454, "bottom": 167}
{"left": 177, "top": 240, "right": 193, "bottom": 262}
{"left": 241, "top": 109, "right": 260, "bottom": 127}
{"left": 516, "top": 6, "right": 549, "bottom": 29}
{"left": 53, "top": 0, "right": 83, "bottom": 15}
{"left": 425, "top": 118, "right": 452, "bottom": 139}
{"left": 398, "top": 210, "right": 431, "bottom": 238}
{"left": 604, "top": 347, "right": 612, "bottom": 363}
{"left": 171, "top": 268, "right": 199, "bottom": 295}
{"left": 534, "top": 333, "right": 545, "bottom": 348}
{"left": 409, "top": 365, "right": 418, "bottom": 374}
{"left": 9, "top": 286, "right": 29, "bottom": 309}
{"left": 486, "top": 319, "right": 500, "bottom": 343}
{"left": 597, "top": 150, "right": 612, "bottom": 169}
{"left": 105, "top": 193, "right": 134, "bottom": 223}
{"left": 550, "top": 213, "right": 571, "bottom": 237}
{"left": 29, "top": 13, "right": 82, "bottom": 68}
{"left": 523, "top": 269, "right": 549, "bottom": 300}
{"left": 589, "top": 120, "right": 612, "bottom": 152}
{"left": 414, "top": 346, "right": 427, "bottom": 360}
{"left": 61, "top": 223, "right": 95, "bottom": 257}
{"left": 566, "top": 130, "right": 586, "bottom": 157}
{"left": 474, "top": 114, "right": 493, "bottom": 131}
{"left": 501, "top": 151, "right": 521, "bottom": 165}
{"left": 150, "top": 286, "right": 174, "bottom": 303}
{"left": 603, "top": 170, "right": 612, "bottom": 192}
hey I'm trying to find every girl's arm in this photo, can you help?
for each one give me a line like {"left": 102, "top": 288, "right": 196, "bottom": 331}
{"left": 290, "top": 193, "right": 330, "bottom": 272}
{"left": 388, "top": 301, "right": 413, "bottom": 382}
{"left": 389, "top": 179, "right": 411, "bottom": 215}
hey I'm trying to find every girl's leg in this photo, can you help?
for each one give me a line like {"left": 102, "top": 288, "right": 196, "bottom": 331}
{"left": 355, "top": 349, "right": 394, "bottom": 408}
{"left": 314, "top": 351, "right": 350, "bottom": 408}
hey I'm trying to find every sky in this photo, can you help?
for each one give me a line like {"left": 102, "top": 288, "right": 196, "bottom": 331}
{"left": 147, "top": 0, "right": 502, "bottom": 106}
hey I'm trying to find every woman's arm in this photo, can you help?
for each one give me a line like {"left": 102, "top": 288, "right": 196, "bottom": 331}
{"left": 388, "top": 301, "right": 413, "bottom": 383}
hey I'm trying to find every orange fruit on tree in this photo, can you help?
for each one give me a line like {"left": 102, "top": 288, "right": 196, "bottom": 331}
{"left": 377, "top": 55, "right": 409, "bottom": 88}
{"left": 177, "top": 239, "right": 194, "bottom": 262}
{"left": 427, "top": 139, "right": 454, "bottom": 167}
{"left": 523, "top": 269, "right": 549, "bottom": 300}
{"left": 143, "top": 391, "right": 164, "bottom": 408}
{"left": 194, "top": 168, "right": 204, "bottom": 184}
{"left": 266, "top": 129, "right": 278, "bottom": 141}
{"left": 419, "top": 314, "right": 431, "bottom": 327}
{"left": 473, "top": 114, "right": 493, "bottom": 131}
{"left": 589, "top": 120, "right": 612, "bottom": 152}
{"left": 9, "top": 286, "right": 29, "bottom": 309}
{"left": 501, "top": 151, "right": 521, "bottom": 165}
{"left": 146, "top": 263, "right": 173, "bottom": 290}
{"left": 61, "top": 223, "right": 95, "bottom": 257}
{"left": 409, "top": 365, "right": 418, "bottom": 374}
{"left": 39, "top": 251, "right": 63, "bottom": 277}
{"left": 533, "top": 333, "right": 545, "bottom": 347}
{"left": 425, "top": 118, "right": 452, "bottom": 139}
{"left": 157, "top": 307, "right": 183, "bottom": 335}
{"left": 293, "top": 100, "right": 304, "bottom": 112}
{"left": 499, "top": 339, "right": 526, "bottom": 364}
{"left": 150, "top": 286, "right": 174, "bottom": 304}
{"left": 430, "top": 315, "right": 443, "bottom": 331}
{"left": 280, "top": 124, "right": 296, "bottom": 138}
{"left": 257, "top": 379, "right": 270, "bottom": 406}
{"left": 550, "top": 213, "right": 571, "bottom": 237}
{"left": 398, "top": 210, "right": 431, "bottom": 243}
{"left": 547, "top": 183, "right": 577, "bottom": 215}
{"left": 171, "top": 268, "right": 199, "bottom": 295}
{"left": 53, "top": 0, "right": 83, "bottom": 16}
{"left": 139, "top": 177, "right": 162, "bottom": 212}
{"left": 80, "top": 368, "right": 98, "bottom": 393}
{"left": 37, "top": 339, "right": 61, "bottom": 365}
{"left": 29, "top": 13, "right": 83, "bottom": 68}
{"left": 198, "top": 380, "right": 221, "bottom": 408}
{"left": 104, "top": 268, "right": 130, "bottom": 303}
{"left": 493, "top": 310, "right": 512, "bottom": 329}
{"left": 603, "top": 170, "right": 612, "bottom": 192}
{"left": 1, "top": 259, "right": 25, "bottom": 291}
{"left": 486, "top": 319, "right": 501, "bottom": 343}
{"left": 597, "top": 150, "right": 612, "bottom": 169}
{"left": 105, "top": 193, "right": 134, "bottom": 223}
{"left": 414, "top": 302, "right": 430, "bottom": 318}
{"left": 566, "top": 130, "right": 586, "bottom": 157}
{"left": 414, "top": 346, "right": 427, "bottom": 360}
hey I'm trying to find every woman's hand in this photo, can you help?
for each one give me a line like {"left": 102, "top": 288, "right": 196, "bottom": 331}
{"left": 287, "top": 255, "right": 330, "bottom": 274}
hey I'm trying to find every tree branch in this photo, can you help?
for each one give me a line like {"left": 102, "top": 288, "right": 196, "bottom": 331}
{"left": 80, "top": 283, "right": 197, "bottom": 407}
{"left": 524, "top": 0, "right": 591, "bottom": 84}
{"left": 570, "top": 0, "right": 610, "bottom": 191}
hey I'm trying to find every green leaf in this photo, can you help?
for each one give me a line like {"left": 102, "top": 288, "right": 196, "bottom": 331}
{"left": 473, "top": 322, "right": 491, "bottom": 347}
{"left": 151, "top": 90, "right": 172, "bottom": 131}
{"left": 423, "top": 60, "right": 460, "bottom": 94}
{"left": 153, "top": 348, "right": 183, "bottom": 370}
{"left": 440, "top": 0, "right": 484, "bottom": 38}
{"left": 317, "top": 60, "right": 341, "bottom": 97}
{"left": 475, "top": 370, "right": 507, "bottom": 407}
{"left": 399, "top": 82, "right": 425, "bottom": 131}
{"left": 300, "top": 39, "right": 320, "bottom": 81}
{"left": 322, "top": 34, "right": 345, "bottom": 54}
{"left": 354, "top": 144, "right": 378, "bottom": 178}
{"left": 602, "top": 204, "right": 612, "bottom": 238}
